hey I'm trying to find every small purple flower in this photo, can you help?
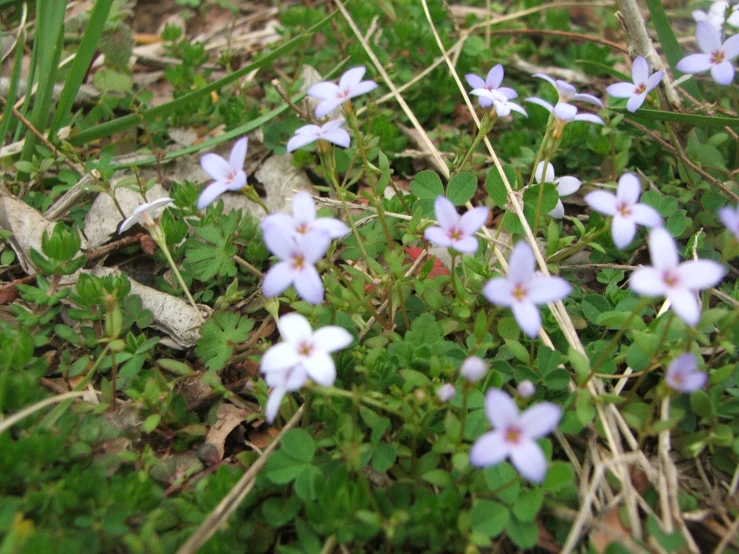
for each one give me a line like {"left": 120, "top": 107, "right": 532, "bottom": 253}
{"left": 630, "top": 228, "right": 726, "bottom": 326}
{"left": 437, "top": 383, "right": 456, "bottom": 402}
{"left": 424, "top": 196, "right": 489, "bottom": 254}
{"left": 517, "top": 380, "right": 535, "bottom": 399}
{"left": 119, "top": 198, "right": 173, "bottom": 233}
{"left": 483, "top": 242, "right": 571, "bottom": 338}
{"left": 261, "top": 313, "right": 353, "bottom": 422}
{"left": 534, "top": 162, "right": 581, "bottom": 219}
{"left": 261, "top": 191, "right": 349, "bottom": 240}
{"left": 665, "top": 353, "right": 707, "bottom": 393}
{"left": 307, "top": 66, "right": 378, "bottom": 119}
{"left": 460, "top": 356, "right": 488, "bottom": 383}
{"left": 606, "top": 56, "right": 665, "bottom": 112}
{"left": 584, "top": 173, "right": 662, "bottom": 249}
{"left": 719, "top": 204, "right": 739, "bottom": 240}
{"left": 262, "top": 228, "right": 331, "bottom": 305}
{"left": 197, "top": 137, "right": 248, "bottom": 209}
{"left": 287, "top": 119, "right": 351, "bottom": 152}
{"left": 532, "top": 73, "right": 604, "bottom": 108}
{"left": 676, "top": 21, "right": 739, "bottom": 85}
{"left": 466, "top": 64, "right": 519, "bottom": 108}
{"left": 470, "top": 389, "right": 561, "bottom": 483}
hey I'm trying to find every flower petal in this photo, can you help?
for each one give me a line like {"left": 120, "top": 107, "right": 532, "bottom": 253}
{"left": 424, "top": 226, "right": 453, "bottom": 248}
{"left": 307, "top": 81, "right": 340, "bottom": 100}
{"left": 313, "top": 326, "right": 353, "bottom": 353}
{"left": 632, "top": 56, "right": 650, "bottom": 84}
{"left": 509, "top": 439, "right": 548, "bottom": 482}
{"left": 197, "top": 181, "right": 230, "bottom": 210}
{"left": 313, "top": 217, "right": 350, "bottom": 239}
{"left": 200, "top": 153, "right": 232, "bottom": 181}
{"left": 681, "top": 371, "right": 708, "bottom": 392}
{"left": 535, "top": 161, "right": 555, "bottom": 184}
{"left": 630, "top": 204, "right": 663, "bottom": 228}
{"left": 487, "top": 64, "right": 504, "bottom": 88}
{"left": 315, "top": 98, "right": 346, "bottom": 119}
{"left": 519, "top": 402, "right": 562, "bottom": 439}
{"left": 265, "top": 387, "right": 286, "bottom": 423}
{"left": 465, "top": 73, "right": 486, "bottom": 90}
{"left": 649, "top": 228, "right": 679, "bottom": 270}
{"left": 507, "top": 241, "right": 535, "bottom": 284}
{"left": 297, "top": 231, "right": 331, "bottom": 264}
{"left": 512, "top": 300, "right": 542, "bottom": 338}
{"left": 321, "top": 128, "right": 351, "bottom": 148}
{"left": 532, "top": 73, "right": 557, "bottom": 90}
{"left": 498, "top": 86, "right": 518, "bottom": 100}
{"left": 630, "top": 267, "right": 666, "bottom": 297}
{"left": 452, "top": 236, "right": 479, "bottom": 254}
{"left": 292, "top": 192, "right": 317, "bottom": 225}
{"left": 322, "top": 119, "right": 347, "bottom": 131}
{"left": 547, "top": 199, "right": 565, "bottom": 219}
{"left": 553, "top": 102, "right": 578, "bottom": 121}
{"left": 459, "top": 206, "right": 489, "bottom": 235}
{"left": 626, "top": 92, "right": 647, "bottom": 113}
{"left": 262, "top": 262, "right": 295, "bottom": 298}
{"left": 696, "top": 20, "right": 721, "bottom": 54}
{"left": 484, "top": 389, "right": 519, "bottom": 429}
{"left": 483, "top": 277, "right": 514, "bottom": 307}
{"left": 617, "top": 173, "right": 641, "bottom": 204}
{"left": 278, "top": 313, "right": 313, "bottom": 344}
{"left": 723, "top": 33, "right": 739, "bottom": 60}
{"left": 229, "top": 137, "right": 248, "bottom": 170}
{"left": 667, "top": 288, "right": 701, "bottom": 326}
{"left": 584, "top": 190, "right": 618, "bottom": 215}
{"left": 469, "top": 431, "right": 509, "bottom": 467}
{"left": 303, "top": 350, "right": 335, "bottom": 386}
{"left": 294, "top": 264, "right": 324, "bottom": 304}
{"left": 261, "top": 342, "right": 301, "bottom": 373}
{"left": 527, "top": 276, "right": 571, "bottom": 305}
{"left": 556, "top": 176, "right": 581, "bottom": 197}
{"left": 434, "top": 195, "right": 459, "bottom": 230}
{"left": 347, "top": 80, "right": 378, "bottom": 99}
{"left": 611, "top": 215, "right": 637, "bottom": 249}
{"left": 573, "top": 113, "right": 605, "bottom": 125}
{"left": 339, "top": 66, "right": 366, "bottom": 90}
{"left": 719, "top": 206, "right": 739, "bottom": 237}
{"left": 645, "top": 71, "right": 665, "bottom": 92}
{"left": 572, "top": 93, "right": 604, "bottom": 107}
{"left": 677, "top": 260, "right": 726, "bottom": 290}
{"left": 225, "top": 171, "right": 247, "bottom": 192}
{"left": 525, "top": 97, "right": 554, "bottom": 112}
{"left": 710, "top": 61, "right": 735, "bottom": 85}
{"left": 263, "top": 225, "right": 297, "bottom": 259}
{"left": 118, "top": 215, "right": 140, "bottom": 233}
{"left": 287, "top": 133, "right": 319, "bottom": 153}
{"left": 676, "top": 53, "right": 712, "bottom": 74}
{"left": 295, "top": 124, "right": 322, "bottom": 135}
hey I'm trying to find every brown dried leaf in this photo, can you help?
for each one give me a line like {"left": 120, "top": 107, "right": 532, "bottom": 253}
{"left": 204, "top": 403, "right": 251, "bottom": 461}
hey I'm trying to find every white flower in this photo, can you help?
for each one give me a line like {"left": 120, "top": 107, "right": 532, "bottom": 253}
{"left": 584, "top": 173, "right": 662, "bottom": 249}
{"left": 606, "top": 56, "right": 665, "bottom": 113}
{"left": 693, "top": 1, "right": 739, "bottom": 30}
{"left": 532, "top": 73, "right": 604, "bottom": 107}
{"left": 261, "top": 313, "right": 353, "bottom": 423}
{"left": 665, "top": 353, "right": 707, "bottom": 393}
{"left": 465, "top": 64, "right": 519, "bottom": 109}
{"left": 534, "top": 161, "right": 581, "bottom": 219}
{"left": 525, "top": 98, "right": 605, "bottom": 125}
{"left": 629, "top": 228, "right": 726, "bottom": 326}
{"left": 307, "top": 66, "right": 378, "bottom": 119}
{"left": 424, "top": 196, "right": 489, "bottom": 254}
{"left": 287, "top": 119, "right": 351, "bottom": 152}
{"left": 197, "top": 137, "right": 248, "bottom": 209}
{"left": 261, "top": 191, "right": 349, "bottom": 240}
{"left": 119, "top": 197, "right": 174, "bottom": 233}
{"left": 676, "top": 21, "right": 739, "bottom": 85}
{"left": 470, "top": 389, "right": 561, "bottom": 483}
{"left": 483, "top": 242, "right": 571, "bottom": 337}
{"left": 460, "top": 356, "right": 488, "bottom": 383}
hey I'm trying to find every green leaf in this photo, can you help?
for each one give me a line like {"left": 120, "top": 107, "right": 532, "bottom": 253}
{"left": 186, "top": 223, "right": 238, "bottom": 281}
{"left": 446, "top": 172, "right": 477, "bottom": 206}
{"left": 143, "top": 414, "right": 161, "bottom": 433}
{"left": 596, "top": 311, "right": 646, "bottom": 331}
{"left": 421, "top": 468, "right": 452, "bottom": 487}
{"left": 195, "top": 311, "right": 254, "bottom": 371}
{"left": 689, "top": 390, "right": 713, "bottom": 418}
{"left": 265, "top": 450, "right": 307, "bottom": 484}
{"left": 568, "top": 347, "right": 591, "bottom": 382}
{"left": 485, "top": 164, "right": 517, "bottom": 208}
{"left": 523, "top": 182, "right": 558, "bottom": 216}
{"left": 512, "top": 489, "right": 544, "bottom": 522}
{"left": 469, "top": 500, "right": 509, "bottom": 537}
{"left": 410, "top": 170, "right": 444, "bottom": 200}
{"left": 506, "top": 515, "right": 538, "bottom": 549}
{"left": 542, "top": 461, "right": 574, "bottom": 492}
{"left": 372, "top": 444, "right": 396, "bottom": 472}
{"left": 281, "top": 429, "right": 315, "bottom": 463}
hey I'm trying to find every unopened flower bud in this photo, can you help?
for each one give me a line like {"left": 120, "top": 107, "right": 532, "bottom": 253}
{"left": 460, "top": 356, "right": 488, "bottom": 383}
{"left": 517, "top": 380, "right": 535, "bottom": 399}
{"left": 437, "top": 383, "right": 456, "bottom": 402}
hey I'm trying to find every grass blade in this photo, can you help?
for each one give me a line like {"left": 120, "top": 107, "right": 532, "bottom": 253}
{"left": 0, "top": 26, "right": 26, "bottom": 141}
{"left": 645, "top": 0, "right": 702, "bottom": 101}
{"left": 616, "top": 107, "right": 739, "bottom": 127}
{"left": 68, "top": 11, "right": 336, "bottom": 146}
{"left": 19, "top": 0, "right": 68, "bottom": 163}
{"left": 49, "top": 0, "right": 114, "bottom": 137}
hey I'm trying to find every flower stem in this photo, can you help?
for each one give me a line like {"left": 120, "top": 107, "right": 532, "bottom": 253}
{"left": 150, "top": 224, "right": 204, "bottom": 322}
{"left": 452, "top": 111, "right": 496, "bottom": 177}
{"left": 449, "top": 253, "right": 468, "bottom": 305}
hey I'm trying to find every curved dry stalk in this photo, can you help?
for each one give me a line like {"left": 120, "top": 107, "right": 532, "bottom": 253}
{"left": 0, "top": 391, "right": 85, "bottom": 436}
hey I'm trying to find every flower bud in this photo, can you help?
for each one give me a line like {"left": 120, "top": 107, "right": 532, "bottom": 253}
{"left": 460, "top": 356, "right": 488, "bottom": 383}
{"left": 517, "top": 380, "right": 535, "bottom": 399}
{"left": 437, "top": 383, "right": 456, "bottom": 402}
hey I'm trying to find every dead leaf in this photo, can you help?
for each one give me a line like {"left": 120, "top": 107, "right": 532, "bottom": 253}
{"left": 248, "top": 427, "right": 279, "bottom": 449}
{"left": 590, "top": 506, "right": 631, "bottom": 553}
{"left": 205, "top": 403, "right": 251, "bottom": 461}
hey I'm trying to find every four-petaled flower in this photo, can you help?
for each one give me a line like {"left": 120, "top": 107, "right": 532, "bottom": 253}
{"left": 665, "top": 353, "right": 706, "bottom": 393}
{"left": 466, "top": 64, "right": 527, "bottom": 117}
{"left": 719, "top": 204, "right": 739, "bottom": 240}
{"left": 261, "top": 313, "right": 353, "bottom": 423}
{"left": 424, "top": 196, "right": 489, "bottom": 254}
{"left": 483, "top": 242, "right": 572, "bottom": 337}
{"left": 287, "top": 119, "right": 351, "bottom": 153}
{"left": 469, "top": 389, "right": 561, "bottom": 483}
{"left": 676, "top": 21, "right": 739, "bottom": 85}
{"left": 262, "top": 228, "right": 331, "bottom": 305}
{"left": 532, "top": 73, "right": 604, "bottom": 107}
{"left": 693, "top": 1, "right": 739, "bottom": 30}
{"left": 261, "top": 191, "right": 349, "bottom": 240}
{"left": 584, "top": 173, "right": 662, "bottom": 249}
{"left": 630, "top": 228, "right": 726, "bottom": 326}
{"left": 534, "top": 162, "right": 582, "bottom": 219}
{"left": 307, "top": 66, "right": 378, "bottom": 119}
{"left": 606, "top": 56, "right": 665, "bottom": 112}
{"left": 119, "top": 197, "right": 173, "bottom": 233}
{"left": 197, "top": 137, "right": 248, "bottom": 209}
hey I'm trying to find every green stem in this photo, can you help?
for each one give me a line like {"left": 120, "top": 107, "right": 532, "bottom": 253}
{"left": 548, "top": 227, "right": 610, "bottom": 264}
{"left": 449, "top": 253, "right": 468, "bottom": 305}
{"left": 458, "top": 383, "right": 469, "bottom": 445}
{"left": 310, "top": 385, "right": 402, "bottom": 418}
{"left": 452, "top": 111, "right": 496, "bottom": 177}
{"left": 527, "top": 116, "right": 554, "bottom": 188}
